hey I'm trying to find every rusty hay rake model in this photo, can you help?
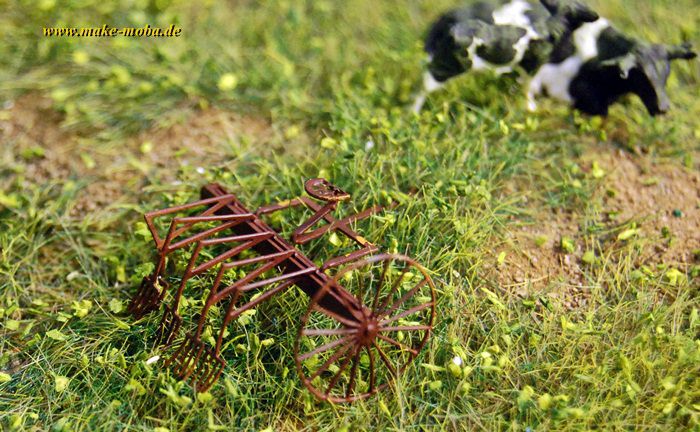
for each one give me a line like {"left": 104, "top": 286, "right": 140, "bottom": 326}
{"left": 128, "top": 179, "right": 436, "bottom": 403}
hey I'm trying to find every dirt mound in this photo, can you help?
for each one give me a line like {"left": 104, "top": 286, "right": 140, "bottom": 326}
{"left": 599, "top": 148, "right": 700, "bottom": 266}
{"left": 488, "top": 145, "right": 699, "bottom": 308}
{"left": 131, "top": 106, "right": 275, "bottom": 170}
{"left": 0, "top": 93, "right": 76, "bottom": 182}
{"left": 1, "top": 94, "right": 277, "bottom": 218}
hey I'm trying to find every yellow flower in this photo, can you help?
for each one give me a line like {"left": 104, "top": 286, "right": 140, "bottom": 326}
{"left": 73, "top": 51, "right": 89, "bottom": 65}
{"left": 218, "top": 73, "right": 238, "bottom": 91}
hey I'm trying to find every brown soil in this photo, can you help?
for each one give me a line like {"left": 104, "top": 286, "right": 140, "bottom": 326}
{"left": 485, "top": 209, "right": 588, "bottom": 309}
{"left": 130, "top": 105, "right": 276, "bottom": 170}
{"left": 487, "top": 145, "right": 699, "bottom": 308}
{"left": 596, "top": 147, "right": 700, "bottom": 266}
{"left": 1, "top": 93, "right": 277, "bottom": 219}
{"left": 0, "top": 93, "right": 76, "bottom": 182}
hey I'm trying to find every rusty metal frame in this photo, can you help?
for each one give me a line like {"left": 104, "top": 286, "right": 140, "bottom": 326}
{"left": 129, "top": 178, "right": 436, "bottom": 402}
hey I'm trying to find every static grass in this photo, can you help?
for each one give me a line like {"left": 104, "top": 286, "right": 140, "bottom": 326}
{"left": 1, "top": 0, "right": 700, "bottom": 430}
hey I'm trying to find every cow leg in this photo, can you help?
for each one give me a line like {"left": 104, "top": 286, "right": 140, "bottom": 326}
{"left": 412, "top": 92, "right": 428, "bottom": 114}
{"left": 412, "top": 71, "right": 445, "bottom": 113}
{"left": 526, "top": 75, "right": 543, "bottom": 112}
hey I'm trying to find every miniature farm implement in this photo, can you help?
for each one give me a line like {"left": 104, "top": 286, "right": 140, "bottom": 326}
{"left": 128, "top": 179, "right": 436, "bottom": 402}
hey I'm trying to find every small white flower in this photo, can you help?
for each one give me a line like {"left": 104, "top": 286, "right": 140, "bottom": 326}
{"left": 145, "top": 355, "right": 160, "bottom": 365}
{"left": 365, "top": 139, "right": 375, "bottom": 151}
{"left": 452, "top": 355, "right": 463, "bottom": 366}
{"left": 196, "top": 167, "right": 205, "bottom": 174}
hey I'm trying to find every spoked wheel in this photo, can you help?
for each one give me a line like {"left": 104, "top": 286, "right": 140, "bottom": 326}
{"left": 295, "top": 254, "right": 436, "bottom": 403}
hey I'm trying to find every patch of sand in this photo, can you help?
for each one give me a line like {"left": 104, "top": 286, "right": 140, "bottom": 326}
{"left": 1, "top": 93, "right": 278, "bottom": 218}
{"left": 598, "top": 148, "right": 700, "bottom": 266}
{"left": 487, "top": 145, "right": 699, "bottom": 308}
{"left": 0, "top": 93, "right": 76, "bottom": 182}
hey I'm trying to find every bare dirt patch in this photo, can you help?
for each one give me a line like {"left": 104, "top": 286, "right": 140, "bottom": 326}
{"left": 485, "top": 154, "right": 590, "bottom": 308}
{"left": 69, "top": 107, "right": 278, "bottom": 217}
{"left": 488, "top": 144, "right": 699, "bottom": 307}
{"left": 595, "top": 147, "right": 700, "bottom": 267}
{"left": 130, "top": 106, "right": 276, "bottom": 170}
{"left": 1, "top": 94, "right": 279, "bottom": 218}
{"left": 0, "top": 93, "right": 77, "bottom": 182}
{"left": 485, "top": 209, "right": 588, "bottom": 308}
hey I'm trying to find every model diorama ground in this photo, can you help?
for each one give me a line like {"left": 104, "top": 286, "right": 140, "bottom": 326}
{"left": 1, "top": 0, "right": 698, "bottom": 430}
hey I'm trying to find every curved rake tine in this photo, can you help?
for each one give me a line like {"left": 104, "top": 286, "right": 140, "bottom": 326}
{"left": 167, "top": 317, "right": 182, "bottom": 346}
{"left": 198, "top": 370, "right": 222, "bottom": 392}
{"left": 157, "top": 307, "right": 182, "bottom": 346}
{"left": 164, "top": 337, "right": 192, "bottom": 371}
{"left": 377, "top": 334, "right": 418, "bottom": 356}
{"left": 213, "top": 288, "right": 242, "bottom": 356}
{"left": 197, "top": 356, "right": 226, "bottom": 392}
{"left": 129, "top": 276, "right": 162, "bottom": 317}
{"left": 298, "top": 335, "right": 355, "bottom": 362}
{"left": 172, "top": 339, "right": 199, "bottom": 378}
{"left": 163, "top": 341, "right": 182, "bottom": 368}
{"left": 168, "top": 334, "right": 227, "bottom": 390}
{"left": 180, "top": 340, "right": 205, "bottom": 381}
{"left": 192, "top": 354, "right": 213, "bottom": 388}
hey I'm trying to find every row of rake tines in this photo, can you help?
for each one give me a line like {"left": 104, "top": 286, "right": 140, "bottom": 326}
{"left": 127, "top": 194, "right": 316, "bottom": 392}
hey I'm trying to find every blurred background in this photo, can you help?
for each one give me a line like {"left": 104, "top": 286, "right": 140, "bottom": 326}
{"left": 1, "top": 1, "right": 699, "bottom": 431}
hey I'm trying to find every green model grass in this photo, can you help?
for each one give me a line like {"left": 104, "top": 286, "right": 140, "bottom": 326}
{"left": 1, "top": 0, "right": 698, "bottom": 430}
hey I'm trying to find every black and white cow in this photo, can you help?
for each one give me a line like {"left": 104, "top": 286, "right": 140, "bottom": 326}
{"left": 413, "top": 0, "right": 598, "bottom": 111}
{"left": 415, "top": 0, "right": 697, "bottom": 116}
{"left": 529, "top": 21, "right": 697, "bottom": 115}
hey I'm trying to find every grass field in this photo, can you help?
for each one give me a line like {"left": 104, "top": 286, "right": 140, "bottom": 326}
{"left": 1, "top": 0, "right": 699, "bottom": 430}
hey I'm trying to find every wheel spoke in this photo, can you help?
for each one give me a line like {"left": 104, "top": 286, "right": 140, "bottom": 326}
{"left": 311, "top": 304, "right": 360, "bottom": 328}
{"left": 379, "top": 277, "right": 429, "bottom": 318}
{"left": 309, "top": 342, "right": 354, "bottom": 381}
{"left": 345, "top": 351, "right": 360, "bottom": 398}
{"left": 371, "top": 259, "right": 391, "bottom": 312}
{"left": 302, "top": 327, "right": 358, "bottom": 337}
{"left": 325, "top": 348, "right": 356, "bottom": 395}
{"left": 367, "top": 345, "right": 376, "bottom": 393}
{"left": 299, "top": 335, "right": 354, "bottom": 362}
{"left": 377, "top": 334, "right": 418, "bottom": 355}
{"left": 376, "top": 266, "right": 410, "bottom": 315}
{"left": 380, "top": 301, "right": 434, "bottom": 326}
{"left": 357, "top": 269, "right": 364, "bottom": 308}
{"left": 380, "top": 325, "right": 431, "bottom": 332}
{"left": 373, "top": 341, "right": 397, "bottom": 377}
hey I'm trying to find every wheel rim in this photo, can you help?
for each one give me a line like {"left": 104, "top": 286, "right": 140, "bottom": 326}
{"left": 295, "top": 254, "right": 436, "bottom": 403}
